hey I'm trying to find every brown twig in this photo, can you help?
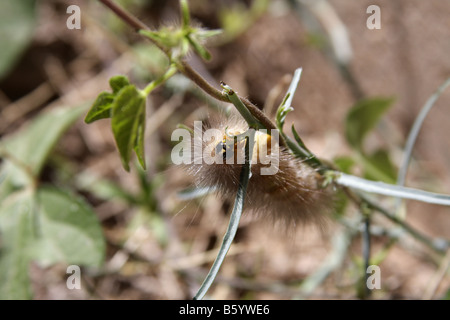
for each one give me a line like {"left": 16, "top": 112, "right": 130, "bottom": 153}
{"left": 99, "top": 0, "right": 147, "bottom": 31}
{"left": 97, "top": 0, "right": 277, "bottom": 132}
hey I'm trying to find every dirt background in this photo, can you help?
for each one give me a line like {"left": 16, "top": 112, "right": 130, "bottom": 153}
{"left": 0, "top": 0, "right": 449, "bottom": 299}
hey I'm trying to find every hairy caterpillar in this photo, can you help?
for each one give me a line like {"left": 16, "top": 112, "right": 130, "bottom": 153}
{"left": 184, "top": 114, "right": 334, "bottom": 229}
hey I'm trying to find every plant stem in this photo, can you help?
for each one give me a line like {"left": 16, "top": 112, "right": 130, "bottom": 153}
{"left": 362, "top": 214, "right": 371, "bottom": 298}
{"left": 193, "top": 130, "right": 254, "bottom": 299}
{"left": 142, "top": 64, "right": 178, "bottom": 96}
{"left": 221, "top": 82, "right": 263, "bottom": 129}
{"left": 334, "top": 172, "right": 450, "bottom": 206}
{"left": 98, "top": 0, "right": 279, "bottom": 134}
{"left": 98, "top": 0, "right": 147, "bottom": 31}
{"left": 395, "top": 77, "right": 450, "bottom": 211}
{"left": 360, "top": 194, "right": 448, "bottom": 253}
{"left": 180, "top": 0, "right": 190, "bottom": 28}
{"left": 341, "top": 187, "right": 448, "bottom": 253}
{"left": 177, "top": 60, "right": 227, "bottom": 102}
{"left": 179, "top": 61, "right": 277, "bottom": 131}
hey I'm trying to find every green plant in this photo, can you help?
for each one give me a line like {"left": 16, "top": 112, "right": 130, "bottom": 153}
{"left": 84, "top": 0, "right": 450, "bottom": 300}
{"left": 0, "top": 105, "right": 105, "bottom": 299}
{"left": 2, "top": 0, "right": 449, "bottom": 300}
{"left": 0, "top": 0, "right": 35, "bottom": 80}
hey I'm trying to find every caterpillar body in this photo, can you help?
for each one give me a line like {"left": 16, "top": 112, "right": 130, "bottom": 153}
{"left": 186, "top": 115, "right": 333, "bottom": 229}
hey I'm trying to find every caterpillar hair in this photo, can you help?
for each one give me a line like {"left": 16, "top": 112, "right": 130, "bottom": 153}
{"left": 185, "top": 113, "right": 334, "bottom": 229}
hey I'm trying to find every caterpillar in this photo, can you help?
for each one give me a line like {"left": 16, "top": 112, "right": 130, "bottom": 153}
{"left": 183, "top": 113, "right": 334, "bottom": 229}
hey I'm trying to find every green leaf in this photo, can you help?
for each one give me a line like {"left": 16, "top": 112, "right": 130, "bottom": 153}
{"left": 276, "top": 94, "right": 292, "bottom": 130}
{"left": 333, "top": 156, "right": 356, "bottom": 174}
{"left": 345, "top": 97, "right": 394, "bottom": 150}
{"left": 0, "top": 104, "right": 87, "bottom": 190}
{"left": 187, "top": 35, "right": 211, "bottom": 60}
{"left": 84, "top": 76, "right": 131, "bottom": 124}
{"left": 0, "top": 186, "right": 105, "bottom": 299}
{"left": 85, "top": 74, "right": 151, "bottom": 171}
{"left": 0, "top": 0, "right": 36, "bottom": 79}
{"left": 134, "top": 111, "right": 147, "bottom": 170}
{"left": 31, "top": 187, "right": 105, "bottom": 268}
{"left": 84, "top": 92, "right": 114, "bottom": 123}
{"left": 276, "top": 68, "right": 302, "bottom": 130}
{"left": 288, "top": 125, "right": 322, "bottom": 169}
{"left": 189, "top": 29, "right": 222, "bottom": 61}
{"left": 0, "top": 190, "right": 35, "bottom": 299}
{"left": 272, "top": 69, "right": 322, "bottom": 169}
{"left": 362, "top": 149, "right": 397, "bottom": 184}
{"left": 291, "top": 124, "right": 308, "bottom": 151}
{"left": 219, "top": 3, "right": 250, "bottom": 38}
{"left": 111, "top": 85, "right": 146, "bottom": 171}
{"left": 109, "top": 75, "right": 131, "bottom": 94}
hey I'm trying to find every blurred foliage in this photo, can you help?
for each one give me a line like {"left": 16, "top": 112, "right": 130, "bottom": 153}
{"left": 345, "top": 97, "right": 398, "bottom": 183}
{"left": 0, "top": 106, "right": 105, "bottom": 299}
{"left": 219, "top": 0, "right": 268, "bottom": 40}
{"left": 0, "top": 0, "right": 448, "bottom": 301}
{"left": 0, "top": 0, "right": 36, "bottom": 80}
{"left": 345, "top": 97, "right": 394, "bottom": 150}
